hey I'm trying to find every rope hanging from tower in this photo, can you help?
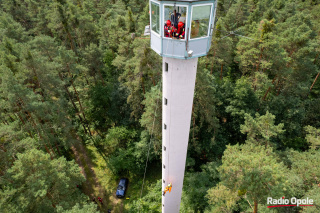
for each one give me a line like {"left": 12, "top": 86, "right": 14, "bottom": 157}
{"left": 138, "top": 71, "right": 162, "bottom": 212}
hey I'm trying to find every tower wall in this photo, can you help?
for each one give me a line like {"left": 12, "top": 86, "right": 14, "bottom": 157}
{"left": 162, "top": 57, "right": 198, "bottom": 213}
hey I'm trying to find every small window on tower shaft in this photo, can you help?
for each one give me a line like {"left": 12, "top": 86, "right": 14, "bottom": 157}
{"left": 164, "top": 98, "right": 168, "bottom": 105}
{"left": 165, "top": 62, "right": 168, "bottom": 72}
{"left": 164, "top": 124, "right": 167, "bottom": 129}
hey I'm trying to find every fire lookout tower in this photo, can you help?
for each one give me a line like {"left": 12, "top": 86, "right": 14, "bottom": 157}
{"left": 149, "top": 0, "right": 217, "bottom": 212}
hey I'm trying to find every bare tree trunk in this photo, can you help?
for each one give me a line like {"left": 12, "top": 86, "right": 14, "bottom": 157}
{"left": 44, "top": 144, "right": 54, "bottom": 160}
{"left": 55, "top": 142, "right": 61, "bottom": 156}
{"left": 48, "top": 142, "right": 55, "bottom": 157}
{"left": 276, "top": 85, "right": 281, "bottom": 96}
{"left": 30, "top": 66, "right": 45, "bottom": 101}
{"left": 66, "top": 64, "right": 87, "bottom": 121}
{"left": 256, "top": 47, "right": 264, "bottom": 71}
{"left": 67, "top": 31, "right": 76, "bottom": 52}
{"left": 97, "top": 69, "right": 105, "bottom": 86}
{"left": 8, "top": 114, "right": 15, "bottom": 122}
{"left": 66, "top": 65, "right": 91, "bottom": 137}
{"left": 262, "top": 76, "right": 277, "bottom": 101}
{"left": 15, "top": 112, "right": 26, "bottom": 125}
{"left": 4, "top": 109, "right": 15, "bottom": 122}
{"left": 220, "top": 63, "right": 224, "bottom": 80}
{"left": 46, "top": 192, "right": 56, "bottom": 208}
{"left": 313, "top": 53, "right": 319, "bottom": 65}
{"left": 254, "top": 200, "right": 258, "bottom": 213}
{"left": 151, "top": 75, "right": 156, "bottom": 86}
{"left": 309, "top": 72, "right": 319, "bottom": 93}
{"left": 309, "top": 52, "right": 320, "bottom": 94}
{"left": 210, "top": 49, "right": 216, "bottom": 75}
{"left": 58, "top": 72, "right": 88, "bottom": 134}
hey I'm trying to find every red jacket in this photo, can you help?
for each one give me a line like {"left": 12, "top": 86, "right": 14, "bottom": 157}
{"left": 164, "top": 24, "right": 170, "bottom": 37}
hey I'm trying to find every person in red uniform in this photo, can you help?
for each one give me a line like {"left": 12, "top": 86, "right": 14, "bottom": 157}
{"left": 175, "top": 22, "right": 185, "bottom": 39}
{"left": 164, "top": 20, "right": 171, "bottom": 37}
{"left": 98, "top": 197, "right": 103, "bottom": 205}
{"left": 171, "top": 25, "right": 177, "bottom": 38}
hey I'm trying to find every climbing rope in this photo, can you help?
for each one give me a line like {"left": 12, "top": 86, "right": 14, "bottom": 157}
{"left": 138, "top": 76, "right": 162, "bottom": 212}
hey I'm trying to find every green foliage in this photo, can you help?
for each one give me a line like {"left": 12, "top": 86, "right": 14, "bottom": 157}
{"left": 0, "top": 0, "right": 320, "bottom": 211}
{"left": 181, "top": 161, "right": 220, "bottom": 212}
{"left": 289, "top": 150, "right": 320, "bottom": 191}
{"left": 104, "top": 126, "right": 137, "bottom": 154}
{"left": 57, "top": 203, "right": 99, "bottom": 213}
{"left": 140, "top": 83, "right": 162, "bottom": 142}
{"left": 0, "top": 149, "right": 89, "bottom": 212}
{"left": 304, "top": 126, "right": 320, "bottom": 149}
{"left": 86, "top": 83, "right": 113, "bottom": 132}
{"left": 302, "top": 186, "right": 320, "bottom": 213}
{"left": 240, "top": 111, "right": 285, "bottom": 147}
{"left": 223, "top": 77, "right": 259, "bottom": 119}
{"left": 217, "top": 143, "right": 289, "bottom": 212}
{"left": 206, "top": 183, "right": 239, "bottom": 213}
{"left": 127, "top": 179, "right": 162, "bottom": 212}
{"left": 103, "top": 127, "right": 159, "bottom": 176}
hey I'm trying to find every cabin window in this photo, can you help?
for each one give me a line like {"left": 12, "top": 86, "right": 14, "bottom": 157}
{"left": 151, "top": 2, "right": 160, "bottom": 34}
{"left": 163, "top": 5, "right": 187, "bottom": 39}
{"left": 191, "top": 5, "right": 212, "bottom": 39}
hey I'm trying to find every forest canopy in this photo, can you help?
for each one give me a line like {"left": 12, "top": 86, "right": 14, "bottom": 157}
{"left": 0, "top": 0, "right": 320, "bottom": 212}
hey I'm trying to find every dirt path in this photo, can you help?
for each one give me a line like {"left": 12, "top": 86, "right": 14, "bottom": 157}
{"left": 72, "top": 142, "right": 111, "bottom": 212}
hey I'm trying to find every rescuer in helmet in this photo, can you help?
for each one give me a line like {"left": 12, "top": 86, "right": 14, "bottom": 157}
{"left": 164, "top": 20, "right": 172, "bottom": 37}
{"left": 163, "top": 183, "right": 172, "bottom": 196}
{"left": 175, "top": 21, "right": 185, "bottom": 39}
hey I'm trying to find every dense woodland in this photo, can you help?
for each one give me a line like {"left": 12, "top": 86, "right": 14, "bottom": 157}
{"left": 0, "top": 0, "right": 320, "bottom": 212}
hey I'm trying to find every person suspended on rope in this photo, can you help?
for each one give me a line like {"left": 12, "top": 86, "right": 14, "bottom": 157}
{"left": 163, "top": 183, "right": 172, "bottom": 196}
{"left": 175, "top": 22, "right": 185, "bottom": 39}
{"left": 164, "top": 20, "right": 172, "bottom": 37}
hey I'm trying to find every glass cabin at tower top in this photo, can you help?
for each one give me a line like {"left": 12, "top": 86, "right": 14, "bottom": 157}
{"left": 149, "top": 0, "right": 217, "bottom": 59}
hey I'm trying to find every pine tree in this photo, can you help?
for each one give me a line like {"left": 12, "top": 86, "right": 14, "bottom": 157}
{"left": 218, "top": 143, "right": 289, "bottom": 213}
{"left": 240, "top": 111, "right": 285, "bottom": 147}
{"left": 0, "top": 149, "right": 89, "bottom": 212}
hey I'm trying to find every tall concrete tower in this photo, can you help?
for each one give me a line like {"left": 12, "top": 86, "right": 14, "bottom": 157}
{"left": 149, "top": 0, "right": 217, "bottom": 212}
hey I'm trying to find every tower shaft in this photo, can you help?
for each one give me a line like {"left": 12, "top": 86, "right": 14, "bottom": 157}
{"left": 162, "top": 57, "right": 198, "bottom": 213}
